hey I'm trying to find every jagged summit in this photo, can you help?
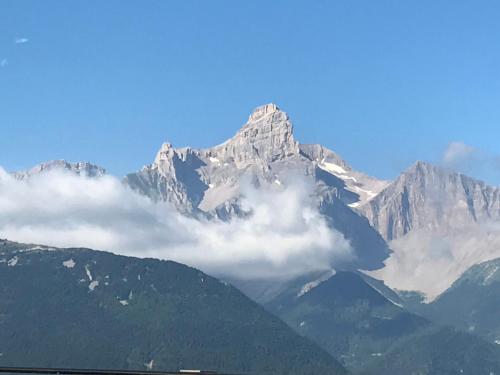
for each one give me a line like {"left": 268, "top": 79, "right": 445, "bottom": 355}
{"left": 360, "top": 159, "right": 500, "bottom": 241}
{"left": 128, "top": 103, "right": 388, "bottom": 215}
{"left": 212, "top": 103, "right": 299, "bottom": 167}
{"left": 406, "top": 160, "right": 448, "bottom": 176}
{"left": 124, "top": 103, "right": 390, "bottom": 271}
{"left": 14, "top": 160, "right": 106, "bottom": 179}
{"left": 247, "top": 103, "right": 282, "bottom": 122}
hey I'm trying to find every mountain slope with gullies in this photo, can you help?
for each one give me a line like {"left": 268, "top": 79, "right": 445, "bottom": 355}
{"left": 359, "top": 161, "right": 500, "bottom": 241}
{"left": 358, "top": 161, "right": 500, "bottom": 300}
{"left": 0, "top": 239, "right": 347, "bottom": 375}
{"left": 265, "top": 271, "right": 430, "bottom": 372}
{"left": 263, "top": 270, "right": 500, "bottom": 375}
{"left": 410, "top": 257, "right": 500, "bottom": 345}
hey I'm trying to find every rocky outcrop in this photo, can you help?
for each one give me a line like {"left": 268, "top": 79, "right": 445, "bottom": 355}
{"left": 14, "top": 160, "right": 106, "bottom": 179}
{"left": 359, "top": 161, "right": 500, "bottom": 241}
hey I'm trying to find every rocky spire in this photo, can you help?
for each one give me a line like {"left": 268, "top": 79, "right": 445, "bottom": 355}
{"left": 213, "top": 103, "right": 300, "bottom": 167}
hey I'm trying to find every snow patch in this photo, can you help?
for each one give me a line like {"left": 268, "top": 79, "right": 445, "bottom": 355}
{"left": 320, "top": 161, "right": 347, "bottom": 175}
{"left": 349, "top": 184, "right": 377, "bottom": 198}
{"left": 7, "top": 256, "right": 18, "bottom": 267}
{"left": 119, "top": 300, "right": 129, "bottom": 306}
{"left": 63, "top": 259, "right": 76, "bottom": 268}
{"left": 85, "top": 265, "right": 93, "bottom": 281}
{"left": 88, "top": 280, "right": 99, "bottom": 291}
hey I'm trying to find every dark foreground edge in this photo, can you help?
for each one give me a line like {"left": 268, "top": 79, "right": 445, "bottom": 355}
{"left": 0, "top": 368, "right": 240, "bottom": 375}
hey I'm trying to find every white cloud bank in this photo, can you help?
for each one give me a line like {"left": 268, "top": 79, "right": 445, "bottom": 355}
{"left": 0, "top": 167, "right": 352, "bottom": 280}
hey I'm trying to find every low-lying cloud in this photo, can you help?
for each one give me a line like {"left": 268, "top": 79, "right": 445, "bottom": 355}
{"left": 0, "top": 167, "right": 352, "bottom": 280}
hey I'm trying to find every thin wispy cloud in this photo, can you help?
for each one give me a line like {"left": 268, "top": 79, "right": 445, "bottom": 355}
{"left": 441, "top": 141, "right": 500, "bottom": 185}
{"left": 0, "top": 59, "right": 7, "bottom": 68}
{"left": 442, "top": 141, "right": 476, "bottom": 166}
{"left": 14, "top": 37, "right": 29, "bottom": 44}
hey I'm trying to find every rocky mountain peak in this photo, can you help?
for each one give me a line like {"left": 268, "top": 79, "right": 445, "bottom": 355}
{"left": 154, "top": 142, "right": 175, "bottom": 165}
{"left": 14, "top": 160, "right": 106, "bottom": 179}
{"left": 405, "top": 160, "right": 443, "bottom": 177}
{"left": 239, "top": 103, "right": 292, "bottom": 136}
{"left": 211, "top": 103, "right": 299, "bottom": 167}
{"left": 360, "top": 159, "right": 500, "bottom": 241}
{"left": 247, "top": 103, "right": 281, "bottom": 122}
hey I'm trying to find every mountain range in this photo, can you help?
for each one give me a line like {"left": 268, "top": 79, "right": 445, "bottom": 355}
{"left": 18, "top": 103, "right": 498, "bottom": 301}
{"left": 4, "top": 103, "right": 500, "bottom": 373}
{"left": 2, "top": 239, "right": 500, "bottom": 375}
{"left": 123, "top": 103, "right": 390, "bottom": 271}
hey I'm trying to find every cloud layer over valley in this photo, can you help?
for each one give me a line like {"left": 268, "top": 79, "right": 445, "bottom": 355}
{"left": 0, "top": 167, "right": 352, "bottom": 280}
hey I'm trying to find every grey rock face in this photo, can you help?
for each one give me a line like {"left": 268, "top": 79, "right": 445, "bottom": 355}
{"left": 213, "top": 103, "right": 300, "bottom": 167}
{"left": 359, "top": 161, "right": 500, "bottom": 299}
{"left": 125, "top": 103, "right": 390, "bottom": 270}
{"left": 14, "top": 160, "right": 106, "bottom": 179}
{"left": 359, "top": 161, "right": 500, "bottom": 241}
{"left": 126, "top": 103, "right": 387, "bottom": 213}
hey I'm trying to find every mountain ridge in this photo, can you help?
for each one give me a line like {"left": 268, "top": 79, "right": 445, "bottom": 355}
{"left": 9, "top": 104, "right": 500, "bottom": 302}
{"left": 0, "top": 239, "right": 348, "bottom": 375}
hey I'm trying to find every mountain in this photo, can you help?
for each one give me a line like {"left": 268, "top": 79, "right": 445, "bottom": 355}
{"left": 264, "top": 270, "right": 500, "bottom": 374}
{"left": 125, "top": 103, "right": 387, "bottom": 214}
{"left": 125, "top": 103, "right": 390, "bottom": 270}
{"left": 358, "top": 161, "right": 500, "bottom": 299}
{"left": 415, "top": 257, "right": 500, "bottom": 345}
{"left": 265, "top": 271, "right": 430, "bottom": 372}
{"left": 361, "top": 326, "right": 500, "bottom": 375}
{"left": 9, "top": 104, "right": 390, "bottom": 271}
{"left": 14, "top": 160, "right": 106, "bottom": 179}
{"left": 359, "top": 161, "right": 500, "bottom": 241}
{"left": 0, "top": 239, "right": 347, "bottom": 375}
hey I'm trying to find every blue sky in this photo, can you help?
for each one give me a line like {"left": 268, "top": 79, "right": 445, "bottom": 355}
{"left": 1, "top": 1, "right": 500, "bottom": 184}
